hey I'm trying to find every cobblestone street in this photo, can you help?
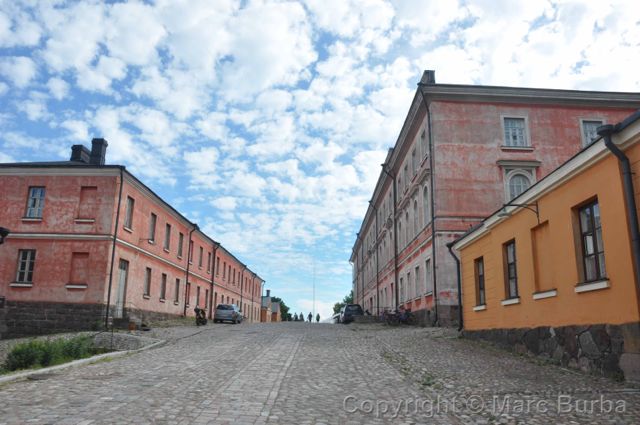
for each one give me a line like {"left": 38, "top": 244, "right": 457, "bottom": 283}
{"left": 0, "top": 322, "right": 639, "bottom": 424}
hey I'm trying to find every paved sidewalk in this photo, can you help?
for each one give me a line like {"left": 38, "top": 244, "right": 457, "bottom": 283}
{"left": 0, "top": 322, "right": 638, "bottom": 424}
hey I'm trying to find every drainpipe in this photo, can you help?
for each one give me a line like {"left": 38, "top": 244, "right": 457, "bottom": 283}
{"left": 209, "top": 242, "right": 220, "bottom": 320}
{"left": 417, "top": 78, "right": 438, "bottom": 325}
{"left": 105, "top": 166, "right": 124, "bottom": 328}
{"left": 598, "top": 124, "right": 640, "bottom": 292}
{"left": 240, "top": 265, "right": 246, "bottom": 317}
{"left": 381, "top": 163, "right": 400, "bottom": 311}
{"left": 183, "top": 224, "right": 197, "bottom": 316}
{"left": 373, "top": 202, "right": 380, "bottom": 315}
{"left": 446, "top": 241, "right": 463, "bottom": 331}
{"left": 250, "top": 273, "right": 256, "bottom": 322}
{"left": 260, "top": 280, "right": 266, "bottom": 322}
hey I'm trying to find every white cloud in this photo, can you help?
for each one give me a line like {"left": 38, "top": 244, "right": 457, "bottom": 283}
{"left": 212, "top": 196, "right": 238, "bottom": 211}
{"left": 46, "top": 77, "right": 69, "bottom": 100}
{"left": 0, "top": 56, "right": 37, "bottom": 88}
{"left": 183, "top": 146, "right": 219, "bottom": 189}
{"left": 61, "top": 120, "right": 89, "bottom": 141}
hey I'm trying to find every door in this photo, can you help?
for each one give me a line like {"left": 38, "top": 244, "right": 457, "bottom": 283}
{"left": 115, "top": 259, "right": 129, "bottom": 318}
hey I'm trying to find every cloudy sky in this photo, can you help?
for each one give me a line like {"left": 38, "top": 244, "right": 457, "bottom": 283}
{"left": 1, "top": 0, "right": 639, "bottom": 319}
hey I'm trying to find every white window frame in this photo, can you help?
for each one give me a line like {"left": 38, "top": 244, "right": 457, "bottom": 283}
{"left": 16, "top": 249, "right": 36, "bottom": 283}
{"left": 499, "top": 162, "right": 538, "bottom": 203}
{"left": 501, "top": 115, "right": 531, "bottom": 149}
{"left": 507, "top": 172, "right": 533, "bottom": 202}
{"left": 25, "top": 187, "right": 46, "bottom": 218}
{"left": 579, "top": 118, "right": 605, "bottom": 148}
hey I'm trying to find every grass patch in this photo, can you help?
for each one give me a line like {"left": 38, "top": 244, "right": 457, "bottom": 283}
{"left": 2, "top": 336, "right": 111, "bottom": 373}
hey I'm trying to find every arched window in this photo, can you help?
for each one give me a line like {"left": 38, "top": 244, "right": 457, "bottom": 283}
{"left": 413, "top": 200, "right": 419, "bottom": 234}
{"left": 508, "top": 174, "right": 531, "bottom": 200}
{"left": 423, "top": 186, "right": 430, "bottom": 226}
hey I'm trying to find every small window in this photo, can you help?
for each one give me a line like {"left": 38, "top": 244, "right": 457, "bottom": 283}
{"left": 207, "top": 252, "right": 211, "bottom": 273}
{"left": 425, "top": 258, "right": 432, "bottom": 293}
{"left": 16, "top": 249, "right": 36, "bottom": 283}
{"left": 77, "top": 186, "right": 98, "bottom": 219}
{"left": 144, "top": 267, "right": 151, "bottom": 296}
{"left": 411, "top": 148, "right": 417, "bottom": 176}
{"left": 420, "top": 129, "right": 428, "bottom": 159}
{"left": 413, "top": 200, "right": 419, "bottom": 234}
{"left": 25, "top": 187, "right": 45, "bottom": 218}
{"left": 198, "top": 246, "right": 203, "bottom": 267}
{"left": 164, "top": 223, "right": 171, "bottom": 250}
{"left": 423, "top": 185, "right": 430, "bottom": 226}
{"left": 503, "top": 118, "right": 528, "bottom": 147}
{"left": 223, "top": 261, "right": 227, "bottom": 279}
{"left": 414, "top": 266, "right": 420, "bottom": 298}
{"left": 124, "top": 197, "right": 135, "bottom": 229}
{"left": 148, "top": 213, "right": 157, "bottom": 242}
{"left": 503, "top": 240, "right": 518, "bottom": 299}
{"left": 196, "top": 286, "right": 201, "bottom": 307}
{"left": 582, "top": 120, "right": 603, "bottom": 147}
{"left": 160, "top": 273, "right": 167, "bottom": 300}
{"left": 186, "top": 282, "right": 191, "bottom": 306}
{"left": 579, "top": 201, "right": 606, "bottom": 281}
{"left": 216, "top": 257, "right": 220, "bottom": 275}
{"left": 474, "top": 257, "right": 486, "bottom": 306}
{"left": 508, "top": 174, "right": 531, "bottom": 201}
{"left": 188, "top": 240, "right": 193, "bottom": 263}
{"left": 178, "top": 232, "right": 184, "bottom": 257}
{"left": 174, "top": 278, "right": 180, "bottom": 303}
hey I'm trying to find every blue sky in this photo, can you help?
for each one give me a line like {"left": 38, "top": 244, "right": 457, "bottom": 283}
{"left": 1, "top": 0, "right": 639, "bottom": 319}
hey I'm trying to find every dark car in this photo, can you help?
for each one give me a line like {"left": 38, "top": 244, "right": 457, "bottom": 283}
{"left": 340, "top": 304, "right": 364, "bottom": 324}
{"left": 214, "top": 304, "right": 243, "bottom": 324}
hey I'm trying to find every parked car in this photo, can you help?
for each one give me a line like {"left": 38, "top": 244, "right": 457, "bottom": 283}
{"left": 340, "top": 304, "right": 364, "bottom": 324}
{"left": 214, "top": 304, "right": 243, "bottom": 324}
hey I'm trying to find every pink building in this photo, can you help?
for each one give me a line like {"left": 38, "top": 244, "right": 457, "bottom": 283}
{"left": 0, "top": 139, "right": 264, "bottom": 337}
{"left": 351, "top": 71, "right": 640, "bottom": 326}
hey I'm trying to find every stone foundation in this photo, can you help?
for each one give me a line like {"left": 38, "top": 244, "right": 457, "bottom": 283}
{"left": 117, "top": 307, "right": 184, "bottom": 328}
{"left": 463, "top": 322, "right": 640, "bottom": 383}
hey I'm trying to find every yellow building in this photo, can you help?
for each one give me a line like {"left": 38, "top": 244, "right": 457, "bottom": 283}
{"left": 452, "top": 111, "right": 640, "bottom": 383}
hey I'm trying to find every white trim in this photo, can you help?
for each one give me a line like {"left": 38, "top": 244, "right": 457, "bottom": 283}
{"left": 65, "top": 284, "right": 88, "bottom": 289}
{"left": 473, "top": 304, "right": 486, "bottom": 311}
{"left": 533, "top": 289, "right": 557, "bottom": 300}
{"left": 9, "top": 282, "right": 33, "bottom": 287}
{"left": 74, "top": 218, "right": 95, "bottom": 224}
{"left": 501, "top": 297, "right": 520, "bottom": 306}
{"left": 21, "top": 217, "right": 43, "bottom": 222}
{"left": 575, "top": 279, "right": 610, "bottom": 293}
{"left": 579, "top": 117, "right": 606, "bottom": 148}
{"left": 501, "top": 114, "right": 531, "bottom": 148}
{"left": 0, "top": 168, "right": 120, "bottom": 177}
{"left": 7, "top": 233, "right": 111, "bottom": 241}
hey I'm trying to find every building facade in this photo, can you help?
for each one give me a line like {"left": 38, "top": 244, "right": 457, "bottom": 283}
{"left": 0, "top": 139, "right": 264, "bottom": 337}
{"left": 351, "top": 70, "right": 640, "bottom": 325}
{"left": 452, "top": 112, "right": 640, "bottom": 382}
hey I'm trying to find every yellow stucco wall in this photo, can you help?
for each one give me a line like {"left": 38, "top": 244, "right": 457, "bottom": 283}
{"left": 460, "top": 143, "right": 640, "bottom": 331}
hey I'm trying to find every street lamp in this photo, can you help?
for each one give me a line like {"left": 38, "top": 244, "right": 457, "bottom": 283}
{"left": 497, "top": 201, "right": 540, "bottom": 224}
{"left": 0, "top": 227, "right": 9, "bottom": 245}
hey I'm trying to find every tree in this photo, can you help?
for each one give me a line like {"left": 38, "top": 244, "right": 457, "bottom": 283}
{"left": 270, "top": 296, "right": 291, "bottom": 321}
{"left": 333, "top": 290, "right": 354, "bottom": 314}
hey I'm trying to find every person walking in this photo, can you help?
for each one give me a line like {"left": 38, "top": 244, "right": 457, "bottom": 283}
{"left": 307, "top": 312, "right": 312, "bottom": 322}
{"left": 315, "top": 313, "right": 320, "bottom": 323}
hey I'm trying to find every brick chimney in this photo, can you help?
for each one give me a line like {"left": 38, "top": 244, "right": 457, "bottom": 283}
{"left": 266, "top": 289, "right": 271, "bottom": 297}
{"left": 90, "top": 138, "right": 108, "bottom": 165}
{"left": 420, "top": 70, "right": 436, "bottom": 85}
{"left": 70, "top": 145, "right": 91, "bottom": 163}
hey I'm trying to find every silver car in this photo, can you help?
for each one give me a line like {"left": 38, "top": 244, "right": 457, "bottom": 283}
{"left": 214, "top": 304, "right": 243, "bottom": 324}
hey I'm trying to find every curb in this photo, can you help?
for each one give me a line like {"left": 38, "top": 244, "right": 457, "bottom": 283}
{"left": 0, "top": 338, "right": 166, "bottom": 385}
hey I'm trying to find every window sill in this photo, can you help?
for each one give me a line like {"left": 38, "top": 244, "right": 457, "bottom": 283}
{"left": 147, "top": 240, "right": 155, "bottom": 245}
{"left": 500, "top": 146, "right": 534, "bottom": 151}
{"left": 533, "top": 289, "right": 557, "bottom": 300}
{"left": 473, "top": 304, "right": 486, "bottom": 312}
{"left": 74, "top": 218, "right": 95, "bottom": 224}
{"left": 159, "top": 298, "right": 166, "bottom": 303}
{"left": 173, "top": 301, "right": 179, "bottom": 305}
{"left": 163, "top": 248, "right": 170, "bottom": 253}
{"left": 143, "top": 294, "right": 150, "bottom": 299}
{"left": 501, "top": 297, "right": 520, "bottom": 306}
{"left": 9, "top": 282, "right": 33, "bottom": 288}
{"left": 65, "top": 283, "right": 87, "bottom": 289}
{"left": 424, "top": 291, "right": 433, "bottom": 297}
{"left": 575, "top": 279, "right": 610, "bottom": 293}
{"left": 21, "top": 217, "right": 42, "bottom": 222}
{"left": 177, "top": 255, "right": 183, "bottom": 260}
{"left": 123, "top": 226, "right": 133, "bottom": 233}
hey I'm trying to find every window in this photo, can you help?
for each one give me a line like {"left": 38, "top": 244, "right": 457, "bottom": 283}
{"left": 144, "top": 267, "right": 152, "bottom": 297}
{"left": 25, "top": 187, "right": 45, "bottom": 218}
{"left": 403, "top": 164, "right": 409, "bottom": 190}
{"left": 413, "top": 200, "right": 419, "bottom": 234}
{"left": 77, "top": 186, "right": 98, "bottom": 219}
{"left": 160, "top": 273, "right": 167, "bottom": 300}
{"left": 504, "top": 240, "right": 518, "bottom": 299}
{"left": 405, "top": 211, "right": 409, "bottom": 244}
{"left": 420, "top": 129, "right": 428, "bottom": 159}
{"left": 411, "top": 148, "right": 417, "bottom": 177}
{"left": 474, "top": 257, "right": 486, "bottom": 306}
{"left": 205, "top": 289, "right": 209, "bottom": 309}
{"left": 425, "top": 258, "right": 432, "bottom": 293}
{"left": 223, "top": 261, "right": 227, "bottom": 279}
{"left": 16, "top": 249, "right": 36, "bottom": 283}
{"left": 164, "top": 224, "right": 171, "bottom": 250}
{"left": 423, "top": 185, "right": 430, "bottom": 226}
{"left": 579, "top": 201, "right": 606, "bottom": 282}
{"left": 414, "top": 266, "right": 420, "bottom": 298}
{"left": 503, "top": 117, "right": 528, "bottom": 147}
{"left": 148, "top": 213, "right": 157, "bottom": 242}
{"left": 207, "top": 252, "right": 212, "bottom": 273}
{"left": 508, "top": 174, "right": 531, "bottom": 201}
{"left": 582, "top": 120, "right": 603, "bottom": 147}
{"left": 70, "top": 252, "right": 89, "bottom": 285}
{"left": 399, "top": 277, "right": 404, "bottom": 303}
{"left": 186, "top": 282, "right": 191, "bottom": 306}
{"left": 188, "top": 241, "right": 193, "bottom": 263}
{"left": 196, "top": 286, "right": 200, "bottom": 307}
{"left": 178, "top": 232, "right": 184, "bottom": 257}
{"left": 174, "top": 278, "right": 180, "bottom": 303}
{"left": 216, "top": 257, "right": 220, "bottom": 275}
{"left": 124, "top": 196, "right": 134, "bottom": 229}
{"left": 198, "top": 246, "right": 203, "bottom": 267}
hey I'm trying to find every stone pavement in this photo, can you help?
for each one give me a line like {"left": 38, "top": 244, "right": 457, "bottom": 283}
{"left": 0, "top": 322, "right": 638, "bottom": 424}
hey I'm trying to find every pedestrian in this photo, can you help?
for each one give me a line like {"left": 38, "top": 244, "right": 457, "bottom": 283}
{"left": 315, "top": 313, "right": 320, "bottom": 323}
{"left": 307, "top": 312, "right": 312, "bottom": 322}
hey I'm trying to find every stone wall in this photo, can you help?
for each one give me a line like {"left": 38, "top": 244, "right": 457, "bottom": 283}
{"left": 463, "top": 322, "right": 640, "bottom": 383}
{"left": 2, "top": 301, "right": 106, "bottom": 338}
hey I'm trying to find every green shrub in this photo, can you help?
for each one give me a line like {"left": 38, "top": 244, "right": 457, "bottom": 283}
{"left": 3, "top": 335, "right": 100, "bottom": 372}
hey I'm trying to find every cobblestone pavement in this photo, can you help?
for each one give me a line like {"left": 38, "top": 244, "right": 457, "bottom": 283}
{"left": 0, "top": 322, "right": 639, "bottom": 424}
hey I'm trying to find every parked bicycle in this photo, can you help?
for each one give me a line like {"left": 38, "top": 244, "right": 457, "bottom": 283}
{"left": 383, "top": 308, "right": 416, "bottom": 326}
